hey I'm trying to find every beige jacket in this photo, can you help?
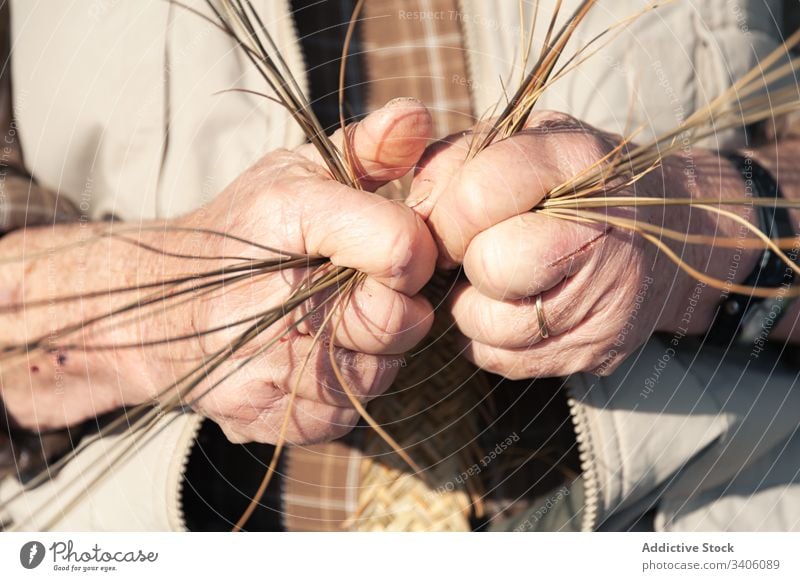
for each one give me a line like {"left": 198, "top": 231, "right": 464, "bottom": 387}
{"left": 2, "top": 0, "right": 797, "bottom": 531}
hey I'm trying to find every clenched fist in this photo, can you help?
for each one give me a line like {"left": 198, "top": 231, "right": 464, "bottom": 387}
{"left": 407, "top": 111, "right": 760, "bottom": 379}
{"left": 0, "top": 99, "right": 438, "bottom": 445}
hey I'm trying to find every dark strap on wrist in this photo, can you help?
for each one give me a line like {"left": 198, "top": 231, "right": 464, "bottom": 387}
{"left": 707, "top": 152, "right": 797, "bottom": 346}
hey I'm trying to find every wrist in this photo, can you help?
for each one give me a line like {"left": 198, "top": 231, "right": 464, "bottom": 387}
{"left": 113, "top": 219, "right": 217, "bottom": 405}
{"left": 0, "top": 217, "right": 217, "bottom": 428}
{"left": 654, "top": 151, "right": 762, "bottom": 334}
{"left": 749, "top": 136, "right": 800, "bottom": 343}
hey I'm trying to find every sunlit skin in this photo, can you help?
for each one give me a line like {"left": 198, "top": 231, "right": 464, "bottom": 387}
{"left": 408, "top": 112, "right": 798, "bottom": 378}
{"left": 409, "top": 110, "right": 800, "bottom": 379}
{"left": 2, "top": 102, "right": 799, "bottom": 444}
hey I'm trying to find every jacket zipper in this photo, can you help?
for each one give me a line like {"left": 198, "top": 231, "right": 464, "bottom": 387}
{"left": 566, "top": 385, "right": 600, "bottom": 532}
{"left": 171, "top": 414, "right": 205, "bottom": 531}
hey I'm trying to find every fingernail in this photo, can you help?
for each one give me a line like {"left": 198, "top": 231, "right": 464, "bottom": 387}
{"left": 406, "top": 178, "right": 433, "bottom": 209}
{"left": 406, "top": 194, "right": 429, "bottom": 209}
{"left": 385, "top": 97, "right": 422, "bottom": 109}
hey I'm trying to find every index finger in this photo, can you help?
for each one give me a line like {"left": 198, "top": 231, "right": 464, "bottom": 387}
{"left": 298, "top": 176, "right": 437, "bottom": 296}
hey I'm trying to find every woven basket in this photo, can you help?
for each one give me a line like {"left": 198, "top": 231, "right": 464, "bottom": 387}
{"left": 344, "top": 273, "right": 491, "bottom": 531}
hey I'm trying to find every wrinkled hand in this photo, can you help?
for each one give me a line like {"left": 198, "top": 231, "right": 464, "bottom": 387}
{"left": 407, "top": 111, "right": 757, "bottom": 379}
{"left": 145, "top": 98, "right": 437, "bottom": 443}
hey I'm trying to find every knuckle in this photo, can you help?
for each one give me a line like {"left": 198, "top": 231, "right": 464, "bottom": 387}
{"left": 219, "top": 424, "right": 250, "bottom": 444}
{"left": 369, "top": 204, "right": 420, "bottom": 278}
{"left": 470, "top": 306, "right": 498, "bottom": 344}
{"left": 440, "top": 174, "right": 486, "bottom": 253}
{"left": 503, "top": 356, "right": 537, "bottom": 381}
{"left": 579, "top": 351, "right": 603, "bottom": 375}
{"left": 271, "top": 153, "right": 329, "bottom": 186}
{"left": 529, "top": 110, "right": 581, "bottom": 128}
{"left": 385, "top": 220, "right": 417, "bottom": 276}
{"left": 367, "top": 362, "right": 398, "bottom": 398}
{"left": 466, "top": 234, "right": 512, "bottom": 298}
{"left": 469, "top": 343, "right": 510, "bottom": 376}
{"left": 469, "top": 303, "right": 521, "bottom": 348}
{"left": 470, "top": 341, "right": 540, "bottom": 380}
{"left": 350, "top": 287, "right": 430, "bottom": 353}
{"left": 317, "top": 407, "right": 361, "bottom": 441}
{"left": 335, "top": 351, "right": 396, "bottom": 401}
{"left": 375, "top": 291, "right": 410, "bottom": 337}
{"left": 359, "top": 357, "right": 398, "bottom": 398}
{"left": 345, "top": 353, "right": 381, "bottom": 393}
{"left": 458, "top": 166, "right": 493, "bottom": 226}
{"left": 517, "top": 314, "right": 545, "bottom": 349}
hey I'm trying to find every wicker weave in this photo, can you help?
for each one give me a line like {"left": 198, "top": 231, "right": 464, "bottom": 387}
{"left": 346, "top": 274, "right": 490, "bottom": 531}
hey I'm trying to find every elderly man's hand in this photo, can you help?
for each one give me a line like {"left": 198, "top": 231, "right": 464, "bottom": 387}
{"left": 1, "top": 99, "right": 437, "bottom": 444}
{"left": 167, "top": 98, "right": 437, "bottom": 443}
{"left": 407, "top": 111, "right": 759, "bottom": 379}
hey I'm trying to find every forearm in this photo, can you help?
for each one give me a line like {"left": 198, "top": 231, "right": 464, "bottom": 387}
{"left": 0, "top": 220, "right": 196, "bottom": 429}
{"left": 654, "top": 147, "right": 762, "bottom": 334}
{"left": 656, "top": 128, "right": 800, "bottom": 344}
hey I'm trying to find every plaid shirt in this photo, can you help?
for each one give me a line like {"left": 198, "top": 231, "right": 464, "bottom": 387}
{"left": 271, "top": 0, "right": 579, "bottom": 534}
{"left": 281, "top": 0, "right": 479, "bottom": 531}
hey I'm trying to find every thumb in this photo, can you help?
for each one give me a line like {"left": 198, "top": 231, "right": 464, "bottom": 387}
{"left": 297, "top": 97, "right": 433, "bottom": 191}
